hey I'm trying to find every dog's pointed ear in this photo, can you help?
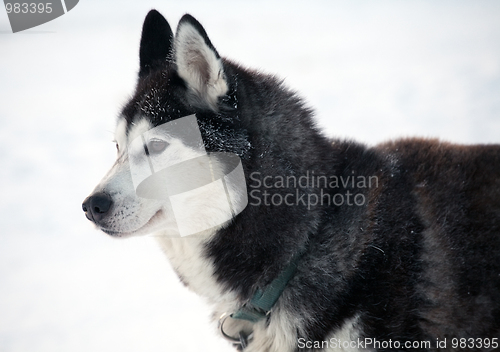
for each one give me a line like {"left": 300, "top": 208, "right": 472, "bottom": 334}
{"left": 139, "top": 10, "right": 174, "bottom": 78}
{"left": 174, "top": 14, "right": 228, "bottom": 110}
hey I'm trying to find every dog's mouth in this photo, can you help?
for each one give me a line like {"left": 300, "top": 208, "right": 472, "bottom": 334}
{"left": 101, "top": 209, "right": 164, "bottom": 237}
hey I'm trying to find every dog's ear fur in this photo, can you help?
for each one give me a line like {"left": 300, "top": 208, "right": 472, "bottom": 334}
{"left": 139, "top": 10, "right": 174, "bottom": 78}
{"left": 174, "top": 14, "right": 228, "bottom": 110}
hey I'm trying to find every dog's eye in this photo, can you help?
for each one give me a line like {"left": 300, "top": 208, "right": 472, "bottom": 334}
{"left": 115, "top": 143, "right": 120, "bottom": 152}
{"left": 147, "top": 139, "right": 168, "bottom": 154}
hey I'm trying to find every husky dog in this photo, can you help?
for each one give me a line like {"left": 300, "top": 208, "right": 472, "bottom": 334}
{"left": 82, "top": 10, "right": 500, "bottom": 352}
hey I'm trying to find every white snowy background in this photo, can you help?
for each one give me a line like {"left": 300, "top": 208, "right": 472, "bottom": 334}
{"left": 1, "top": 1, "right": 499, "bottom": 351}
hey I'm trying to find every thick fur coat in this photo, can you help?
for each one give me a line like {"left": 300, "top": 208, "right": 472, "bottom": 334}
{"left": 83, "top": 10, "right": 500, "bottom": 352}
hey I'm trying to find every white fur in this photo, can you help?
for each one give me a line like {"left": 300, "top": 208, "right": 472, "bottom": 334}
{"left": 155, "top": 234, "right": 235, "bottom": 304}
{"left": 114, "top": 118, "right": 127, "bottom": 153}
{"left": 174, "top": 22, "right": 228, "bottom": 109}
{"left": 126, "top": 119, "right": 152, "bottom": 152}
{"left": 323, "top": 315, "right": 370, "bottom": 352}
{"left": 244, "top": 307, "right": 298, "bottom": 352}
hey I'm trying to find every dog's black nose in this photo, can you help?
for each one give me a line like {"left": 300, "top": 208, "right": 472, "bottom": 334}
{"left": 82, "top": 192, "right": 113, "bottom": 223}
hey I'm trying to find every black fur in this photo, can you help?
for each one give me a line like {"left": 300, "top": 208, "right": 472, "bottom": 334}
{"left": 126, "top": 11, "right": 500, "bottom": 351}
{"left": 139, "top": 10, "right": 173, "bottom": 78}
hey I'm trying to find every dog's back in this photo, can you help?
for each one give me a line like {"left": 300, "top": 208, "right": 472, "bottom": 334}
{"left": 375, "top": 139, "right": 500, "bottom": 339}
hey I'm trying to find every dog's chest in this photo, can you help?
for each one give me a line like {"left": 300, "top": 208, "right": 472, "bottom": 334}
{"left": 155, "top": 234, "right": 233, "bottom": 304}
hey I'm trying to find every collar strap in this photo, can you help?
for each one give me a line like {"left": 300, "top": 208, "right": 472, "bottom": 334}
{"left": 231, "top": 249, "right": 305, "bottom": 323}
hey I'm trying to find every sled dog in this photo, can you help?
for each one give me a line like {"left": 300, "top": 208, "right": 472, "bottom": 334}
{"left": 83, "top": 10, "right": 500, "bottom": 351}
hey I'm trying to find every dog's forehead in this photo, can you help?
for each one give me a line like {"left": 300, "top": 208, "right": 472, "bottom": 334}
{"left": 137, "top": 83, "right": 167, "bottom": 118}
{"left": 121, "top": 69, "right": 194, "bottom": 130}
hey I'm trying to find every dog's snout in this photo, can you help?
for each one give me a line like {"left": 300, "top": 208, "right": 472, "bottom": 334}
{"left": 82, "top": 192, "right": 113, "bottom": 223}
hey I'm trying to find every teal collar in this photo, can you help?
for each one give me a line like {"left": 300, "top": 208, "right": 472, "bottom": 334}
{"left": 231, "top": 249, "right": 305, "bottom": 323}
{"left": 218, "top": 249, "right": 306, "bottom": 349}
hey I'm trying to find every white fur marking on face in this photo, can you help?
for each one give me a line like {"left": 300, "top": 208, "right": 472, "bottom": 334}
{"left": 174, "top": 23, "right": 228, "bottom": 109}
{"left": 114, "top": 118, "right": 128, "bottom": 154}
{"left": 127, "top": 119, "right": 153, "bottom": 147}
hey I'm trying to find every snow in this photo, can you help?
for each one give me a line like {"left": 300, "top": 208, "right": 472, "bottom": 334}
{"left": 0, "top": 1, "right": 499, "bottom": 351}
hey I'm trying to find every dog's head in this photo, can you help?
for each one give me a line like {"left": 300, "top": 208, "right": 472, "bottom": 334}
{"left": 82, "top": 11, "right": 250, "bottom": 238}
